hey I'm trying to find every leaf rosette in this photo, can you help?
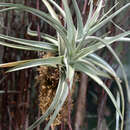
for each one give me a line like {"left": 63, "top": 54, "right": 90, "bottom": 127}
{"left": 0, "top": 0, "right": 130, "bottom": 129}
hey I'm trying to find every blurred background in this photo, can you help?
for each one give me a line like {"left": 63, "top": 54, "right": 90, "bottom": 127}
{"left": 0, "top": 0, "right": 129, "bottom": 130}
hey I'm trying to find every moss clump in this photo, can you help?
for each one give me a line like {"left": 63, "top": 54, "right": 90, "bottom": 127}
{"left": 37, "top": 52, "right": 73, "bottom": 126}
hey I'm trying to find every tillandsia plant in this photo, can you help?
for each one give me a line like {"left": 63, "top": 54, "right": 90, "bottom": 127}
{"left": 0, "top": 0, "right": 130, "bottom": 129}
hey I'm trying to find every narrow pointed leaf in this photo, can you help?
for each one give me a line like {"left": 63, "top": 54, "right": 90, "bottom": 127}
{"left": 74, "top": 61, "right": 123, "bottom": 120}
{"left": 6, "top": 56, "right": 63, "bottom": 72}
{"left": 44, "top": 65, "right": 74, "bottom": 130}
{"left": 48, "top": 0, "right": 66, "bottom": 18}
{"left": 77, "top": 58, "right": 111, "bottom": 78}
{"left": 27, "top": 24, "right": 58, "bottom": 46}
{"left": 62, "top": 0, "right": 74, "bottom": 44}
{"left": 87, "top": 53, "right": 117, "bottom": 75}
{"left": 98, "top": 2, "right": 119, "bottom": 22}
{"left": 0, "top": 34, "right": 57, "bottom": 51}
{"left": 84, "top": 0, "right": 93, "bottom": 33}
{"left": 105, "top": 37, "right": 130, "bottom": 42}
{"left": 85, "top": 36, "right": 130, "bottom": 103}
{"left": 28, "top": 74, "right": 66, "bottom": 130}
{"left": 87, "top": 0, "right": 103, "bottom": 29}
{"left": 44, "top": 80, "right": 67, "bottom": 130}
{"left": 0, "top": 59, "right": 33, "bottom": 68}
{"left": 72, "top": 0, "right": 83, "bottom": 39}
{"left": 116, "top": 92, "right": 120, "bottom": 130}
{"left": 0, "top": 3, "right": 69, "bottom": 46}
{"left": 88, "top": 3, "right": 130, "bottom": 35}
{"left": 0, "top": 3, "right": 66, "bottom": 33}
{"left": 86, "top": 54, "right": 125, "bottom": 115}
{"left": 42, "top": 0, "right": 60, "bottom": 23}
{"left": 0, "top": 40, "right": 43, "bottom": 51}
{"left": 75, "top": 31, "right": 130, "bottom": 59}
{"left": 0, "top": 3, "right": 73, "bottom": 55}
{"left": 110, "top": 20, "right": 125, "bottom": 32}
{"left": 86, "top": 54, "right": 124, "bottom": 122}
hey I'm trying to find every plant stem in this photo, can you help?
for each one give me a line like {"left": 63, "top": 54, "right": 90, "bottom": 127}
{"left": 74, "top": 74, "right": 88, "bottom": 130}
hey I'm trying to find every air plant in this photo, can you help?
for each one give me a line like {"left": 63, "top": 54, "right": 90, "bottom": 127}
{"left": 0, "top": 0, "right": 130, "bottom": 130}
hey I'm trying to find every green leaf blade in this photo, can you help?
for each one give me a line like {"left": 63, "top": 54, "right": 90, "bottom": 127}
{"left": 74, "top": 61, "right": 123, "bottom": 120}
{"left": 6, "top": 56, "right": 63, "bottom": 72}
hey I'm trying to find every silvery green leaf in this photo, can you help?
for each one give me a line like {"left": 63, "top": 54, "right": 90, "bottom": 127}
{"left": 0, "top": 3, "right": 71, "bottom": 51}
{"left": 84, "top": 0, "right": 93, "bottom": 33}
{"left": 0, "top": 40, "right": 43, "bottom": 51}
{"left": 42, "top": 0, "right": 60, "bottom": 23}
{"left": 44, "top": 81, "right": 67, "bottom": 130}
{"left": 110, "top": 20, "right": 125, "bottom": 32}
{"left": 48, "top": 0, "right": 66, "bottom": 18}
{"left": 62, "top": 0, "right": 75, "bottom": 48}
{"left": 6, "top": 56, "right": 63, "bottom": 72}
{"left": 77, "top": 58, "right": 111, "bottom": 78}
{"left": 88, "top": 3, "right": 130, "bottom": 35}
{"left": 44, "top": 65, "right": 75, "bottom": 130}
{"left": 72, "top": 0, "right": 83, "bottom": 39}
{"left": 0, "top": 33, "right": 57, "bottom": 51}
{"left": 27, "top": 23, "right": 58, "bottom": 46}
{"left": 82, "top": 36, "right": 130, "bottom": 104}
{"left": 28, "top": 73, "right": 66, "bottom": 130}
{"left": 75, "top": 31, "right": 130, "bottom": 59}
{"left": 87, "top": 53, "right": 115, "bottom": 74}
{"left": 86, "top": 54, "right": 125, "bottom": 126}
{"left": 74, "top": 61, "right": 123, "bottom": 120}
{"left": 0, "top": 59, "right": 35, "bottom": 68}
{"left": 116, "top": 92, "right": 120, "bottom": 130}
{"left": 58, "top": 34, "right": 65, "bottom": 55}
{"left": 98, "top": 2, "right": 119, "bottom": 22}
{"left": 105, "top": 37, "right": 130, "bottom": 42}
{"left": 87, "top": 0, "right": 103, "bottom": 30}
{"left": 0, "top": 3, "right": 65, "bottom": 33}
